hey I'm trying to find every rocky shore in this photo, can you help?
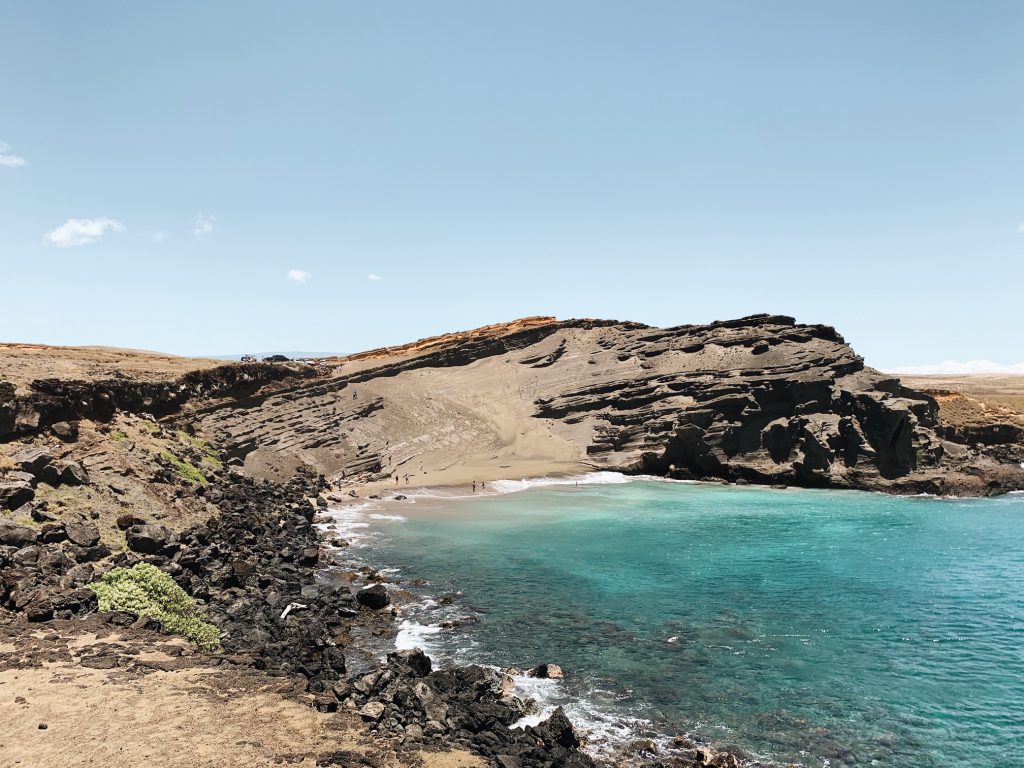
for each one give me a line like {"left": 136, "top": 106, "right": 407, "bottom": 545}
{"left": 0, "top": 449, "right": 743, "bottom": 768}
{"left": 3, "top": 316, "right": 1023, "bottom": 767}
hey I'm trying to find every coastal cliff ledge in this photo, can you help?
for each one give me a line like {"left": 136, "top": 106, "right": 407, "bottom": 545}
{"left": 2, "top": 314, "right": 1023, "bottom": 497}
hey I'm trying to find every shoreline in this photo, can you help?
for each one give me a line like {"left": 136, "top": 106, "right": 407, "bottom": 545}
{"left": 318, "top": 474, "right": 765, "bottom": 766}
{"left": 321, "top": 473, "right": 1024, "bottom": 767}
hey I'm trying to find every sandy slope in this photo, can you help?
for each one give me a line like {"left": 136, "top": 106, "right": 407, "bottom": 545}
{"left": 0, "top": 623, "right": 483, "bottom": 768}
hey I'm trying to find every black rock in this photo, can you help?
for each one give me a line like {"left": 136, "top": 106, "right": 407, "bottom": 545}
{"left": 356, "top": 583, "right": 390, "bottom": 610}
{"left": 126, "top": 524, "right": 171, "bottom": 554}
{"left": 0, "top": 520, "right": 39, "bottom": 547}
{"left": 65, "top": 518, "right": 101, "bottom": 547}
{"left": 56, "top": 460, "right": 89, "bottom": 486}
{"left": 0, "top": 481, "right": 34, "bottom": 511}
{"left": 388, "top": 648, "right": 433, "bottom": 677}
{"left": 13, "top": 447, "right": 51, "bottom": 475}
{"left": 51, "top": 421, "right": 79, "bottom": 442}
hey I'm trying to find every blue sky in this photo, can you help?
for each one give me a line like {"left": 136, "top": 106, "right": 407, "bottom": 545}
{"left": 1, "top": 2, "right": 1022, "bottom": 369}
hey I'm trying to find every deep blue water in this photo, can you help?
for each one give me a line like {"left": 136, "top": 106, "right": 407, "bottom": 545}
{"left": 355, "top": 478, "right": 1024, "bottom": 767}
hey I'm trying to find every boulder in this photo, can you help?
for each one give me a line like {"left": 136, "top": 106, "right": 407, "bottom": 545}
{"left": 297, "top": 547, "right": 319, "bottom": 566}
{"left": 64, "top": 563, "right": 96, "bottom": 587}
{"left": 14, "top": 447, "right": 51, "bottom": 476}
{"left": 65, "top": 518, "right": 101, "bottom": 547}
{"left": 51, "top": 587, "right": 99, "bottom": 617}
{"left": 358, "top": 701, "right": 385, "bottom": 721}
{"left": 126, "top": 524, "right": 171, "bottom": 554}
{"left": 116, "top": 514, "right": 145, "bottom": 530}
{"left": 50, "top": 421, "right": 79, "bottom": 442}
{"left": 56, "top": 460, "right": 89, "bottom": 486}
{"left": 39, "top": 523, "right": 67, "bottom": 543}
{"left": 30, "top": 503, "right": 58, "bottom": 523}
{"left": 356, "top": 583, "right": 390, "bottom": 610}
{"left": 7, "top": 470, "right": 37, "bottom": 487}
{"left": 529, "top": 707, "right": 580, "bottom": 749}
{"left": 387, "top": 648, "right": 433, "bottom": 677}
{"left": 0, "top": 481, "right": 34, "bottom": 510}
{"left": 528, "top": 663, "right": 564, "bottom": 679}
{"left": 0, "top": 520, "right": 39, "bottom": 547}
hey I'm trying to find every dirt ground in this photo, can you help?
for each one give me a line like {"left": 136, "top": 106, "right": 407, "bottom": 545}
{"left": 900, "top": 374, "right": 1024, "bottom": 430}
{"left": 0, "top": 343, "right": 224, "bottom": 395}
{"left": 0, "top": 621, "right": 483, "bottom": 768}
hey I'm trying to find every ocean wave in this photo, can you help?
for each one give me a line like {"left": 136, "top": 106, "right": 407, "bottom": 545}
{"left": 489, "top": 472, "right": 633, "bottom": 494}
{"left": 395, "top": 619, "right": 442, "bottom": 651}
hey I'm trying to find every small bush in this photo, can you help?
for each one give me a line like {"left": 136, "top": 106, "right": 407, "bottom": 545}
{"left": 88, "top": 563, "right": 220, "bottom": 651}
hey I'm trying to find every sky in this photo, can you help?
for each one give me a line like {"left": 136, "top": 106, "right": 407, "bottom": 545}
{"left": 1, "top": 1, "right": 1022, "bottom": 370}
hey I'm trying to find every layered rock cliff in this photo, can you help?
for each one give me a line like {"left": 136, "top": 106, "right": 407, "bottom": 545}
{"left": 3, "top": 316, "right": 1022, "bottom": 496}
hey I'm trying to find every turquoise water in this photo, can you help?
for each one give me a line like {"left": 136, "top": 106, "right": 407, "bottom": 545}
{"left": 358, "top": 479, "right": 1024, "bottom": 767}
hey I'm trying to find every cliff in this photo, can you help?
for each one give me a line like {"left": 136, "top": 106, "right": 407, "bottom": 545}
{"left": 3, "top": 315, "right": 1022, "bottom": 496}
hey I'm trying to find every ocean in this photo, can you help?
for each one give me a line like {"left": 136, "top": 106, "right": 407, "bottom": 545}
{"left": 324, "top": 476, "right": 1024, "bottom": 767}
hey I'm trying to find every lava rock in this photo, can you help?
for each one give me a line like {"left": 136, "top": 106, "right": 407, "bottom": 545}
{"left": 13, "top": 447, "right": 51, "bottom": 476}
{"left": 356, "top": 583, "right": 390, "bottom": 610}
{"left": 51, "top": 421, "right": 79, "bottom": 442}
{"left": 125, "top": 524, "right": 171, "bottom": 554}
{"left": 65, "top": 518, "right": 101, "bottom": 547}
{"left": 0, "top": 481, "right": 34, "bottom": 511}
{"left": 56, "top": 460, "right": 89, "bottom": 486}
{"left": 0, "top": 520, "right": 39, "bottom": 547}
{"left": 528, "top": 663, "right": 564, "bottom": 679}
{"left": 388, "top": 648, "right": 433, "bottom": 677}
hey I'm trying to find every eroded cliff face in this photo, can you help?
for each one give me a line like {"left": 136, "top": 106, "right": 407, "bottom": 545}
{"left": 3, "top": 316, "right": 1022, "bottom": 495}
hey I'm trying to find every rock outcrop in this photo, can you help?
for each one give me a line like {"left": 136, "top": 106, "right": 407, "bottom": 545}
{"left": 3, "top": 315, "right": 1022, "bottom": 495}
{"left": 185, "top": 315, "right": 1022, "bottom": 495}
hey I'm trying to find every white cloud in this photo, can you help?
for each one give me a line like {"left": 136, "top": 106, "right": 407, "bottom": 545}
{"left": 44, "top": 217, "right": 126, "bottom": 248}
{"left": 287, "top": 269, "right": 312, "bottom": 284}
{"left": 193, "top": 213, "right": 215, "bottom": 239}
{"left": 0, "top": 142, "right": 25, "bottom": 167}
{"left": 367, "top": 273, "right": 384, "bottom": 281}
{"left": 146, "top": 231, "right": 169, "bottom": 244}
{"left": 1016, "top": 222, "right": 1024, "bottom": 234}
{"left": 885, "top": 360, "right": 1024, "bottom": 375}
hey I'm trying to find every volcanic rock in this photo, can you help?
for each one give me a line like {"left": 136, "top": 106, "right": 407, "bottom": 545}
{"left": 356, "top": 584, "right": 390, "bottom": 610}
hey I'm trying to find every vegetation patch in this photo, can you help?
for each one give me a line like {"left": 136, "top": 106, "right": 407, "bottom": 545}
{"left": 159, "top": 450, "right": 208, "bottom": 484}
{"left": 177, "top": 431, "right": 224, "bottom": 471}
{"left": 88, "top": 563, "right": 220, "bottom": 650}
{"left": 110, "top": 430, "right": 127, "bottom": 443}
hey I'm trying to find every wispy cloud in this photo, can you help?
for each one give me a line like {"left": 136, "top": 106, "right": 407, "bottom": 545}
{"left": 44, "top": 217, "right": 126, "bottom": 248}
{"left": 0, "top": 142, "right": 25, "bottom": 168}
{"left": 368, "top": 273, "right": 384, "bottom": 281}
{"left": 287, "top": 269, "right": 312, "bottom": 284}
{"left": 885, "top": 360, "right": 1024, "bottom": 375}
{"left": 1016, "top": 222, "right": 1024, "bottom": 234}
{"left": 193, "top": 213, "right": 215, "bottom": 240}
{"left": 146, "top": 231, "right": 169, "bottom": 244}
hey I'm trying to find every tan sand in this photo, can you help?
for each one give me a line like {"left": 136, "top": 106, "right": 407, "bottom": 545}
{"left": 0, "top": 658, "right": 482, "bottom": 768}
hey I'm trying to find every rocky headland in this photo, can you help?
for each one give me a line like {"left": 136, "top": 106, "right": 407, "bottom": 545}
{"left": 2, "top": 316, "right": 1023, "bottom": 767}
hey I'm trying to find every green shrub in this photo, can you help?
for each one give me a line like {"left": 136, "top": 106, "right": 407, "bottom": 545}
{"left": 88, "top": 563, "right": 220, "bottom": 651}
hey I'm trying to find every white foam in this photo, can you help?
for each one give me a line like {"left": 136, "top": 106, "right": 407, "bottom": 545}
{"left": 368, "top": 513, "right": 407, "bottom": 521}
{"left": 395, "top": 620, "right": 442, "bottom": 651}
{"left": 317, "top": 500, "right": 389, "bottom": 546}
{"left": 488, "top": 471, "right": 633, "bottom": 494}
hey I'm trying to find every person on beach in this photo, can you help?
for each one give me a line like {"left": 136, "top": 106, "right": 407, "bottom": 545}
{"left": 472, "top": 481, "right": 476, "bottom": 492}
